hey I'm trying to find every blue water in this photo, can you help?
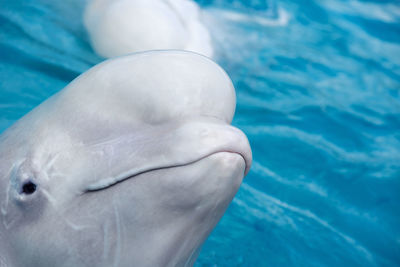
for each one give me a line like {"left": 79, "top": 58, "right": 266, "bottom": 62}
{"left": 1, "top": 0, "right": 399, "bottom": 266}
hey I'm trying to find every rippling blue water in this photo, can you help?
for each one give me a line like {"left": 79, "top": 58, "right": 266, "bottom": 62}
{"left": 1, "top": 0, "right": 399, "bottom": 266}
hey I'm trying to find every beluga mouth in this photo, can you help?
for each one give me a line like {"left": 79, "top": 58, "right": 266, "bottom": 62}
{"left": 84, "top": 117, "right": 252, "bottom": 193}
{"left": 0, "top": 50, "right": 251, "bottom": 267}
{"left": 84, "top": 152, "right": 235, "bottom": 193}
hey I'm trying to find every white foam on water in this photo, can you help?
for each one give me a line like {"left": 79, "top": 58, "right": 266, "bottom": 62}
{"left": 206, "top": 6, "right": 290, "bottom": 27}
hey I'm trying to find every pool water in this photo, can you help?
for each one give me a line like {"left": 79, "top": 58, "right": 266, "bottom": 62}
{"left": 0, "top": 0, "right": 399, "bottom": 266}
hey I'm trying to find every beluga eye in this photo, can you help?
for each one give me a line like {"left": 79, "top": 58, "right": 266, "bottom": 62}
{"left": 21, "top": 181, "right": 37, "bottom": 195}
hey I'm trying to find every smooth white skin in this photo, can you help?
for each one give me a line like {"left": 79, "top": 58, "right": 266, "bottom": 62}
{"left": 0, "top": 51, "right": 251, "bottom": 267}
{"left": 84, "top": 0, "right": 213, "bottom": 58}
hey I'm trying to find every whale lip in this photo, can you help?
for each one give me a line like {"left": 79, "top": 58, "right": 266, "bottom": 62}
{"left": 83, "top": 118, "right": 252, "bottom": 193}
{"left": 84, "top": 150, "right": 248, "bottom": 193}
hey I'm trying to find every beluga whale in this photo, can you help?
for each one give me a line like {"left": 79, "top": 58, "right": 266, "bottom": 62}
{"left": 0, "top": 51, "right": 251, "bottom": 267}
{"left": 84, "top": 0, "right": 213, "bottom": 58}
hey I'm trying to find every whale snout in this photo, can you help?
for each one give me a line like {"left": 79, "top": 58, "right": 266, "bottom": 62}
{"left": 83, "top": 118, "right": 251, "bottom": 192}
{"left": 214, "top": 126, "right": 252, "bottom": 176}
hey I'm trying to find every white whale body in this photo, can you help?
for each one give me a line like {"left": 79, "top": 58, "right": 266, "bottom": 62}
{"left": 84, "top": 0, "right": 213, "bottom": 58}
{"left": 0, "top": 51, "right": 251, "bottom": 266}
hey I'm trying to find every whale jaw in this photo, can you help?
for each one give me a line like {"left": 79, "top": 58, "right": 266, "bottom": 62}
{"left": 45, "top": 152, "right": 245, "bottom": 267}
{"left": 106, "top": 152, "right": 245, "bottom": 267}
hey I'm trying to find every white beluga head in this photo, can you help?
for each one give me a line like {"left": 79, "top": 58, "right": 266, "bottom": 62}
{"left": 84, "top": 0, "right": 213, "bottom": 58}
{"left": 0, "top": 51, "right": 251, "bottom": 266}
